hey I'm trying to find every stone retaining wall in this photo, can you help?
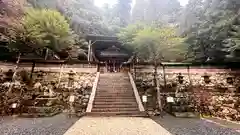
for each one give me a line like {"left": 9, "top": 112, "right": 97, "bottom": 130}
{"left": 0, "top": 64, "right": 96, "bottom": 116}
{"left": 134, "top": 65, "right": 240, "bottom": 121}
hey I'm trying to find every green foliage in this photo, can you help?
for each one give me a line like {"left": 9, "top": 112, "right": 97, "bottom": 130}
{"left": 59, "top": 0, "right": 113, "bottom": 36}
{"left": 182, "top": 0, "right": 240, "bottom": 62}
{"left": 118, "top": 24, "right": 186, "bottom": 62}
{"left": 145, "top": 0, "right": 181, "bottom": 25}
{"left": 117, "top": 23, "right": 145, "bottom": 46}
{"left": 23, "top": 8, "right": 75, "bottom": 52}
{"left": 101, "top": 4, "right": 122, "bottom": 34}
{"left": 115, "top": 0, "right": 132, "bottom": 27}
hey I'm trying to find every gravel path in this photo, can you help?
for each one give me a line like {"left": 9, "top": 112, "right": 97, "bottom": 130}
{"left": 152, "top": 115, "right": 240, "bottom": 135}
{"left": 0, "top": 114, "right": 79, "bottom": 135}
{"left": 1, "top": 114, "right": 239, "bottom": 135}
{"left": 63, "top": 117, "right": 172, "bottom": 135}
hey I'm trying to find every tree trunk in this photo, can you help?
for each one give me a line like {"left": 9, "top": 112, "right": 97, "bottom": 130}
{"left": 153, "top": 62, "right": 162, "bottom": 112}
{"left": 156, "top": 79, "right": 162, "bottom": 112}
{"left": 7, "top": 52, "right": 21, "bottom": 94}
{"left": 30, "top": 61, "right": 35, "bottom": 80}
{"left": 29, "top": 61, "right": 36, "bottom": 85}
{"left": 134, "top": 62, "right": 136, "bottom": 80}
{"left": 57, "top": 64, "right": 64, "bottom": 88}
{"left": 187, "top": 65, "right": 192, "bottom": 88}
{"left": 88, "top": 40, "right": 92, "bottom": 62}
{"left": 45, "top": 48, "right": 48, "bottom": 60}
{"left": 162, "top": 65, "right": 166, "bottom": 87}
{"left": 153, "top": 61, "right": 158, "bottom": 87}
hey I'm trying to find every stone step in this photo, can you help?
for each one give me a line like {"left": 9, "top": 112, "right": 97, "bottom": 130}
{"left": 91, "top": 73, "right": 141, "bottom": 116}
{"left": 93, "top": 102, "right": 138, "bottom": 106}
{"left": 98, "top": 82, "right": 130, "bottom": 84}
{"left": 94, "top": 97, "right": 136, "bottom": 100}
{"left": 99, "top": 79, "right": 129, "bottom": 81}
{"left": 96, "top": 91, "right": 133, "bottom": 93}
{"left": 96, "top": 90, "right": 133, "bottom": 92}
{"left": 91, "top": 108, "right": 139, "bottom": 112}
{"left": 97, "top": 87, "right": 133, "bottom": 92}
{"left": 96, "top": 94, "right": 135, "bottom": 99}
{"left": 96, "top": 89, "right": 133, "bottom": 91}
{"left": 97, "top": 86, "right": 132, "bottom": 89}
{"left": 98, "top": 85, "right": 132, "bottom": 90}
{"left": 94, "top": 95, "right": 133, "bottom": 98}
{"left": 94, "top": 98, "right": 136, "bottom": 102}
{"left": 96, "top": 91, "right": 134, "bottom": 93}
{"left": 86, "top": 111, "right": 147, "bottom": 117}
{"left": 96, "top": 91, "right": 132, "bottom": 93}
{"left": 93, "top": 104, "right": 138, "bottom": 108}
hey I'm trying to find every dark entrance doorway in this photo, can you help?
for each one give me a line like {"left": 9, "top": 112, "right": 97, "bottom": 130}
{"left": 105, "top": 60, "right": 123, "bottom": 72}
{"left": 86, "top": 35, "right": 133, "bottom": 73}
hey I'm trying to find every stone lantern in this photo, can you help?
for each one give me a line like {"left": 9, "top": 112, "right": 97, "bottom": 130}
{"left": 68, "top": 70, "right": 76, "bottom": 87}
{"left": 36, "top": 71, "right": 44, "bottom": 82}
{"left": 226, "top": 75, "right": 236, "bottom": 93}
{"left": 5, "top": 69, "right": 14, "bottom": 81}
{"left": 226, "top": 76, "right": 234, "bottom": 85}
{"left": 177, "top": 73, "right": 184, "bottom": 84}
{"left": 203, "top": 73, "right": 211, "bottom": 84}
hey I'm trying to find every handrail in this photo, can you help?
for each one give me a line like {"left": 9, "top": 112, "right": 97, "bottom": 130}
{"left": 128, "top": 72, "right": 145, "bottom": 112}
{"left": 86, "top": 72, "right": 100, "bottom": 112}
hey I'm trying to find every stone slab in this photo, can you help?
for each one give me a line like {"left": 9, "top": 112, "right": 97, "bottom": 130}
{"left": 64, "top": 117, "right": 172, "bottom": 135}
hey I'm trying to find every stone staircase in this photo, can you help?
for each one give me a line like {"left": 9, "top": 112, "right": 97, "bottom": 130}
{"left": 88, "top": 73, "right": 145, "bottom": 117}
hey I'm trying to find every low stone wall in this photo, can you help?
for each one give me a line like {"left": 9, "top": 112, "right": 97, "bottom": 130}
{"left": 0, "top": 64, "right": 96, "bottom": 116}
{"left": 134, "top": 65, "right": 240, "bottom": 121}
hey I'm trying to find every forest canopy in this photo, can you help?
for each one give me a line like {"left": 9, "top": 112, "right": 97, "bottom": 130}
{"left": 0, "top": 0, "right": 240, "bottom": 62}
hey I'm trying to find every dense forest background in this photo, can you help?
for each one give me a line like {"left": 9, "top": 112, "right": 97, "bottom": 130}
{"left": 0, "top": 0, "right": 240, "bottom": 62}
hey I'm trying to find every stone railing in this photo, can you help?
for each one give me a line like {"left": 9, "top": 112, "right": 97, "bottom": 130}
{"left": 128, "top": 72, "right": 145, "bottom": 112}
{"left": 86, "top": 72, "right": 100, "bottom": 112}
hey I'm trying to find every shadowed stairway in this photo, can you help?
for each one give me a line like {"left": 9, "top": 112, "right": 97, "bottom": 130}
{"left": 88, "top": 73, "right": 145, "bottom": 116}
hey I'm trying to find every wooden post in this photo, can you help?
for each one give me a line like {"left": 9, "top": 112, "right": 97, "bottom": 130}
{"left": 30, "top": 61, "right": 36, "bottom": 80}
{"left": 153, "top": 61, "right": 158, "bottom": 87}
{"left": 57, "top": 64, "right": 64, "bottom": 88}
{"left": 8, "top": 52, "right": 21, "bottom": 94}
{"left": 187, "top": 65, "right": 192, "bottom": 87}
{"left": 162, "top": 65, "right": 167, "bottom": 88}
{"left": 44, "top": 48, "right": 48, "bottom": 60}
{"left": 90, "top": 43, "right": 93, "bottom": 61}
{"left": 134, "top": 64, "right": 136, "bottom": 80}
{"left": 88, "top": 40, "right": 92, "bottom": 62}
{"left": 156, "top": 78, "right": 162, "bottom": 113}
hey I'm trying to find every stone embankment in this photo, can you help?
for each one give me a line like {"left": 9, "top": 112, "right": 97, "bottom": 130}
{"left": 134, "top": 70, "right": 240, "bottom": 122}
{"left": 0, "top": 67, "right": 96, "bottom": 117}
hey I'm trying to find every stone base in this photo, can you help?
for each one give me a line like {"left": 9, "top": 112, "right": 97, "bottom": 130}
{"left": 20, "top": 111, "right": 61, "bottom": 118}
{"left": 173, "top": 112, "right": 200, "bottom": 118}
{"left": 20, "top": 105, "right": 64, "bottom": 117}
